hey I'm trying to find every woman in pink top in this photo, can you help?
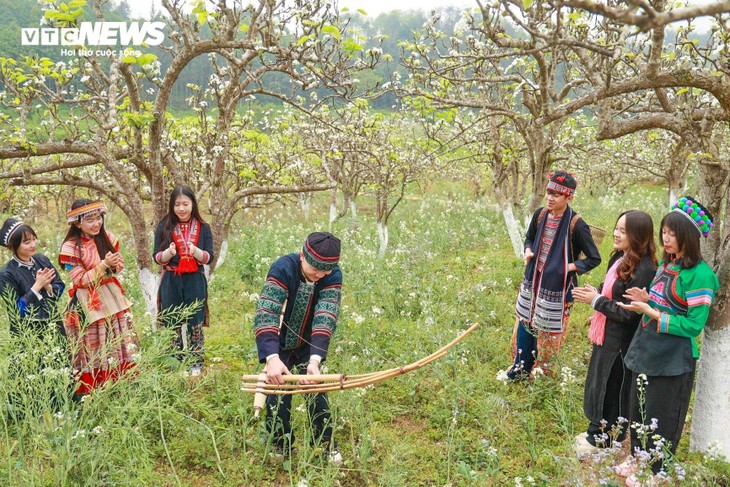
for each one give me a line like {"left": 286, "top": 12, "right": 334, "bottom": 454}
{"left": 59, "top": 199, "right": 139, "bottom": 395}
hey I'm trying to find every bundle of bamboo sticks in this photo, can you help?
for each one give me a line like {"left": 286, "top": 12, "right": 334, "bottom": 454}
{"left": 242, "top": 322, "right": 480, "bottom": 398}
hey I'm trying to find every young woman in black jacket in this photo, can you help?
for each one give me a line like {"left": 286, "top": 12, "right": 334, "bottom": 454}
{"left": 571, "top": 210, "right": 657, "bottom": 454}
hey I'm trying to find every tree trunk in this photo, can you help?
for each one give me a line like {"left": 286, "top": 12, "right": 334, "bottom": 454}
{"left": 350, "top": 199, "right": 357, "bottom": 220}
{"left": 377, "top": 220, "right": 389, "bottom": 258}
{"left": 668, "top": 185, "right": 679, "bottom": 208}
{"left": 127, "top": 203, "right": 157, "bottom": 320}
{"left": 688, "top": 158, "right": 729, "bottom": 458}
{"left": 209, "top": 216, "right": 229, "bottom": 274}
{"left": 667, "top": 164, "right": 683, "bottom": 208}
{"left": 690, "top": 324, "right": 730, "bottom": 460}
{"left": 137, "top": 267, "right": 160, "bottom": 329}
{"left": 215, "top": 238, "right": 229, "bottom": 270}
{"left": 526, "top": 191, "right": 544, "bottom": 216}
{"left": 329, "top": 187, "right": 338, "bottom": 227}
{"left": 523, "top": 125, "right": 553, "bottom": 215}
{"left": 697, "top": 160, "right": 728, "bottom": 266}
{"left": 493, "top": 184, "right": 524, "bottom": 258}
{"left": 300, "top": 192, "right": 312, "bottom": 222}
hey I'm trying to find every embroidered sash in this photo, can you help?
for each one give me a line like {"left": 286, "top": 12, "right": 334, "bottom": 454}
{"left": 516, "top": 207, "right": 574, "bottom": 333}
{"left": 172, "top": 219, "right": 200, "bottom": 275}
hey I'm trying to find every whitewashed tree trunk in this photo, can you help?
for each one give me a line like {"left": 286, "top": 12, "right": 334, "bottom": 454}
{"left": 492, "top": 185, "right": 524, "bottom": 258}
{"left": 329, "top": 204, "right": 337, "bottom": 229}
{"left": 690, "top": 159, "right": 730, "bottom": 459}
{"left": 690, "top": 325, "right": 730, "bottom": 460}
{"left": 215, "top": 238, "right": 229, "bottom": 271}
{"left": 350, "top": 200, "right": 357, "bottom": 220}
{"left": 329, "top": 187, "right": 338, "bottom": 227}
{"left": 501, "top": 203, "right": 524, "bottom": 259}
{"left": 137, "top": 267, "right": 160, "bottom": 330}
{"left": 668, "top": 187, "right": 678, "bottom": 208}
{"left": 377, "top": 220, "right": 389, "bottom": 258}
{"left": 300, "top": 193, "right": 312, "bottom": 221}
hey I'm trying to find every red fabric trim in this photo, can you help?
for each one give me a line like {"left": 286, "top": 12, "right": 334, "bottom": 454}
{"left": 320, "top": 284, "right": 342, "bottom": 291}
{"left": 255, "top": 327, "right": 279, "bottom": 338}
{"left": 59, "top": 254, "right": 77, "bottom": 265}
{"left": 266, "top": 276, "right": 288, "bottom": 291}
{"left": 305, "top": 240, "right": 340, "bottom": 262}
{"left": 75, "top": 361, "right": 136, "bottom": 395}
{"left": 667, "top": 268, "right": 688, "bottom": 307}
{"left": 296, "top": 297, "right": 315, "bottom": 349}
{"left": 175, "top": 256, "right": 199, "bottom": 275}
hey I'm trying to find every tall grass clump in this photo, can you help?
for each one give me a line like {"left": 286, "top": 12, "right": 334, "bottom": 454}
{"left": 0, "top": 301, "right": 229, "bottom": 485}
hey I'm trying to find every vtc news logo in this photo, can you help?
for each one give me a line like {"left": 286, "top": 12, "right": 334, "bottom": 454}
{"left": 21, "top": 22, "right": 166, "bottom": 46}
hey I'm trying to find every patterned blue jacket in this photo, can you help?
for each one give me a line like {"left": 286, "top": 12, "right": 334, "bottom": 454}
{"left": 254, "top": 253, "right": 342, "bottom": 363}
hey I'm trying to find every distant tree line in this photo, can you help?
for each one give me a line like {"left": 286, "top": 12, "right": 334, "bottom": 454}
{"left": 0, "top": 0, "right": 467, "bottom": 111}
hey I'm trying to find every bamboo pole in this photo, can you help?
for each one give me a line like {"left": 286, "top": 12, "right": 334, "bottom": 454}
{"left": 241, "top": 373, "right": 348, "bottom": 382}
{"left": 242, "top": 322, "right": 479, "bottom": 396}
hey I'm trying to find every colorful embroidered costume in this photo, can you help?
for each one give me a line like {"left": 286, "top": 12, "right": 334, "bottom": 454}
{"left": 509, "top": 181, "right": 601, "bottom": 379}
{"left": 153, "top": 218, "right": 213, "bottom": 367}
{"left": 60, "top": 231, "right": 138, "bottom": 394}
{"left": 621, "top": 197, "right": 719, "bottom": 476}
{"left": 254, "top": 254, "right": 342, "bottom": 362}
{"left": 624, "top": 259, "right": 718, "bottom": 472}
{"left": 516, "top": 206, "right": 601, "bottom": 333}
{"left": 253, "top": 233, "right": 342, "bottom": 453}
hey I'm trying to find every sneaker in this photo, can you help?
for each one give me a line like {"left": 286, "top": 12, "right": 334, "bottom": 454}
{"left": 574, "top": 433, "right": 599, "bottom": 456}
{"left": 190, "top": 364, "right": 203, "bottom": 377}
{"left": 326, "top": 448, "right": 342, "bottom": 465}
{"left": 615, "top": 457, "right": 638, "bottom": 478}
{"left": 625, "top": 472, "right": 660, "bottom": 486}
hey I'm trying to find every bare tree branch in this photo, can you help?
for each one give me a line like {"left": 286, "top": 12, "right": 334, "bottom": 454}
{"left": 555, "top": 0, "right": 730, "bottom": 31}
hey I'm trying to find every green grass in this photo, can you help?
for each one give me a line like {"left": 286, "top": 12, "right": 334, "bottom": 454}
{"left": 0, "top": 183, "right": 726, "bottom": 485}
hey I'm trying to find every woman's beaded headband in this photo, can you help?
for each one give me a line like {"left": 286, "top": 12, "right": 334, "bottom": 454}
{"left": 672, "top": 196, "right": 713, "bottom": 237}
{"left": 66, "top": 201, "right": 107, "bottom": 223}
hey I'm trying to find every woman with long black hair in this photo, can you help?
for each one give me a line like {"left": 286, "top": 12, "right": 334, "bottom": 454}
{"left": 60, "top": 199, "right": 139, "bottom": 395}
{"left": 153, "top": 186, "right": 214, "bottom": 376}
{"left": 616, "top": 197, "right": 719, "bottom": 485}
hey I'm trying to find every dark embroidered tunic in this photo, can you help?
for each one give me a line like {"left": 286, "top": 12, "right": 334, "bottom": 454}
{"left": 0, "top": 254, "right": 65, "bottom": 333}
{"left": 516, "top": 205, "right": 601, "bottom": 332}
{"left": 254, "top": 253, "right": 342, "bottom": 363}
{"left": 153, "top": 219, "right": 214, "bottom": 329}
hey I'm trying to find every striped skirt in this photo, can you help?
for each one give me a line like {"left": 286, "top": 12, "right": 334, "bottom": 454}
{"left": 64, "top": 309, "right": 139, "bottom": 394}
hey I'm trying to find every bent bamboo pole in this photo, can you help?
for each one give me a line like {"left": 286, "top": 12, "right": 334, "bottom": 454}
{"left": 242, "top": 322, "right": 479, "bottom": 395}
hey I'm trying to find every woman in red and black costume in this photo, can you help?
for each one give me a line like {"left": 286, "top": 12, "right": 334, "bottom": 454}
{"left": 153, "top": 186, "right": 213, "bottom": 376}
{"left": 59, "top": 199, "right": 139, "bottom": 396}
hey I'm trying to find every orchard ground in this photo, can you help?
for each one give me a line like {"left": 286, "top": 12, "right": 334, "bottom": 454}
{"left": 1, "top": 182, "right": 728, "bottom": 486}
